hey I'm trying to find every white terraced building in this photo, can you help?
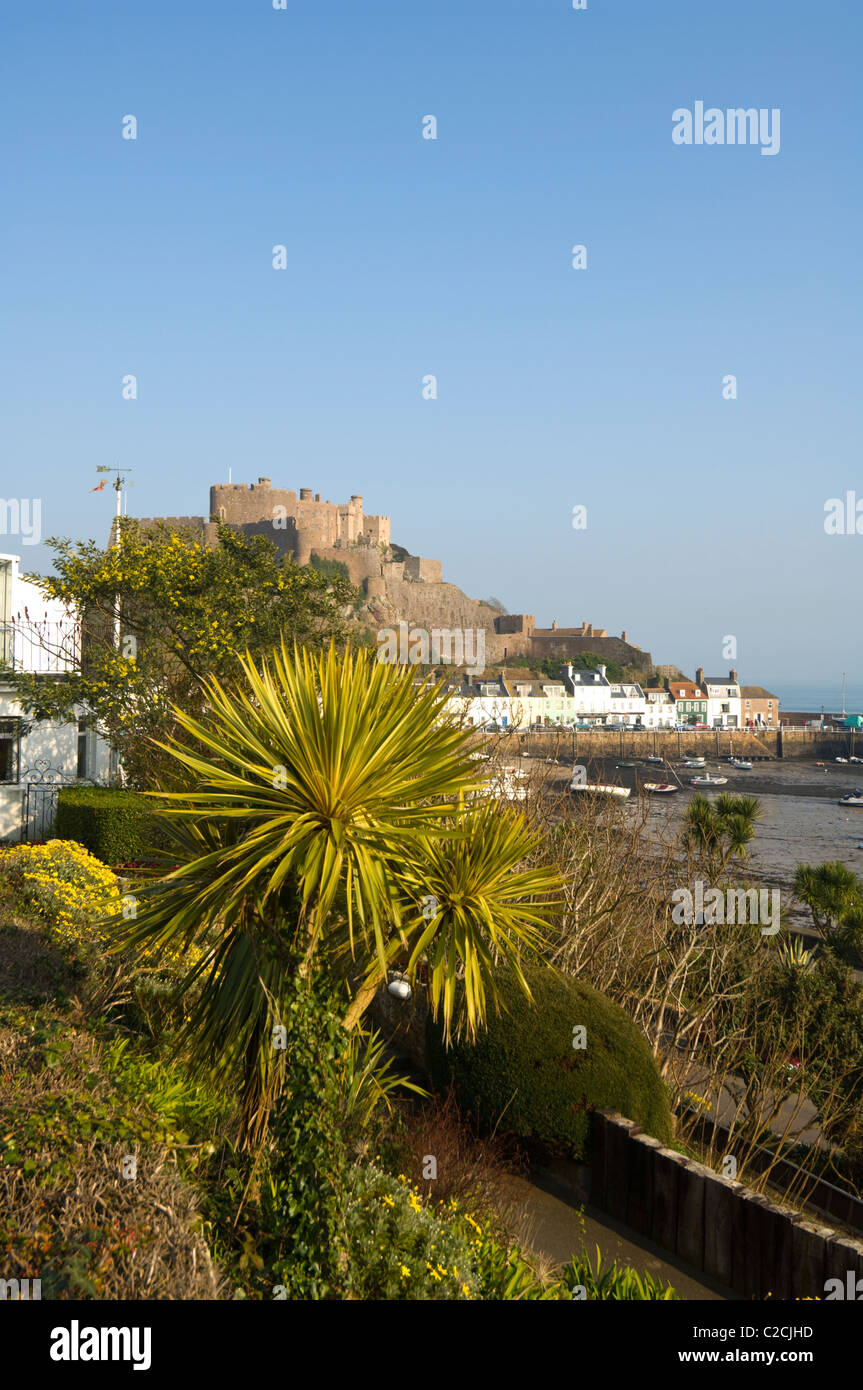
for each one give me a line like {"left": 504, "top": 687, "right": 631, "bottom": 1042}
{"left": 0, "top": 553, "right": 112, "bottom": 842}
{"left": 446, "top": 664, "right": 653, "bottom": 730}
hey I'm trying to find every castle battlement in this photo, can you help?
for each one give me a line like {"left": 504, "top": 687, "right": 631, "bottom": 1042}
{"left": 209, "top": 479, "right": 390, "bottom": 564}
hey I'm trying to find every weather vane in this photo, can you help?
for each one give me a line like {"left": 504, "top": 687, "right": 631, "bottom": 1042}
{"left": 91, "top": 465, "right": 133, "bottom": 518}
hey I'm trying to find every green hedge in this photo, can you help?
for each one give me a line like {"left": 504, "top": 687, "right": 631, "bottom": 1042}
{"left": 426, "top": 965, "right": 673, "bottom": 1161}
{"left": 55, "top": 788, "right": 166, "bottom": 865}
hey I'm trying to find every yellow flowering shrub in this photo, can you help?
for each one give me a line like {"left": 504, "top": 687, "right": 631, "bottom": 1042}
{"left": 2, "top": 839, "right": 121, "bottom": 957}
{"left": 1, "top": 839, "right": 201, "bottom": 976}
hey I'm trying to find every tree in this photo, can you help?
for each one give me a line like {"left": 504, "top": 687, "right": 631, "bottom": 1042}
{"left": 792, "top": 862, "right": 863, "bottom": 962}
{"left": 4, "top": 520, "right": 358, "bottom": 787}
{"left": 681, "top": 794, "right": 762, "bottom": 878}
{"left": 108, "top": 642, "right": 561, "bottom": 1143}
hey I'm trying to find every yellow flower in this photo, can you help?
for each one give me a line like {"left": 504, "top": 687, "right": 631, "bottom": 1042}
{"left": 399, "top": 1265, "right": 411, "bottom": 1279}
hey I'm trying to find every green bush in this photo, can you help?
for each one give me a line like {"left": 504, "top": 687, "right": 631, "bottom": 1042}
{"left": 427, "top": 965, "right": 673, "bottom": 1160}
{"left": 55, "top": 788, "right": 166, "bottom": 865}
{"left": 344, "top": 1165, "right": 478, "bottom": 1299}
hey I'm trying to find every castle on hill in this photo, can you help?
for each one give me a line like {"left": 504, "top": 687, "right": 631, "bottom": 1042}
{"left": 135, "top": 478, "right": 652, "bottom": 673}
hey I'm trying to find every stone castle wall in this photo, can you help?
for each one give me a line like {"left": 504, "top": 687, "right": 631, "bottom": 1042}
{"left": 209, "top": 480, "right": 389, "bottom": 565}
{"left": 132, "top": 481, "right": 650, "bottom": 676}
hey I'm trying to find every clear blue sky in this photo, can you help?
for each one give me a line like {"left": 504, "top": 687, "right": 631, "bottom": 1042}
{"left": 2, "top": 0, "right": 861, "bottom": 688}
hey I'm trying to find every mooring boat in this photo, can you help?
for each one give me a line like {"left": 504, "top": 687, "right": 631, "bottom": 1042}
{"left": 836, "top": 757, "right": 849, "bottom": 764}
{"left": 729, "top": 758, "right": 753, "bottom": 770}
{"left": 839, "top": 791, "right": 863, "bottom": 807}
{"left": 682, "top": 756, "right": 706, "bottom": 768}
{"left": 691, "top": 775, "right": 728, "bottom": 787}
{"left": 643, "top": 782, "right": 678, "bottom": 794}
{"left": 645, "top": 755, "right": 664, "bottom": 764}
{"left": 570, "top": 781, "right": 630, "bottom": 799}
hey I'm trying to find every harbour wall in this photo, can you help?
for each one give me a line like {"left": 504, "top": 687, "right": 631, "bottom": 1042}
{"left": 501, "top": 727, "right": 860, "bottom": 762}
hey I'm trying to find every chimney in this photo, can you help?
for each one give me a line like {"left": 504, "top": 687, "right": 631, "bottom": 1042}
{"left": 552, "top": 619, "right": 557, "bottom": 630}
{"left": 730, "top": 668, "right": 738, "bottom": 683}
{"left": 696, "top": 666, "right": 705, "bottom": 688}
{"left": 599, "top": 664, "right": 607, "bottom": 680}
{"left": 621, "top": 630, "right": 627, "bottom": 642}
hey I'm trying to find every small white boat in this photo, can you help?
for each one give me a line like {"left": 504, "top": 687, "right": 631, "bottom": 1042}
{"left": 645, "top": 755, "right": 664, "bottom": 764}
{"left": 570, "top": 781, "right": 630, "bottom": 799}
{"left": 691, "top": 776, "right": 728, "bottom": 787}
{"left": 490, "top": 768, "right": 529, "bottom": 801}
{"left": 836, "top": 757, "right": 849, "bottom": 764}
{"left": 850, "top": 756, "right": 863, "bottom": 764}
{"left": 683, "top": 756, "right": 706, "bottom": 768}
{"left": 730, "top": 758, "right": 753, "bottom": 770}
{"left": 839, "top": 791, "right": 863, "bottom": 806}
{"left": 643, "top": 782, "right": 678, "bottom": 794}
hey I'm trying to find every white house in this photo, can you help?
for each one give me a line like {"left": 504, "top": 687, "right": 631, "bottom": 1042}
{"left": 0, "top": 554, "right": 112, "bottom": 842}
{"left": 560, "top": 665, "right": 613, "bottom": 722}
{"left": 641, "top": 684, "right": 677, "bottom": 728}
{"left": 444, "top": 674, "right": 513, "bottom": 729}
{"left": 698, "top": 667, "right": 742, "bottom": 729}
{"left": 607, "top": 682, "right": 648, "bottom": 726}
{"left": 505, "top": 675, "right": 572, "bottom": 727}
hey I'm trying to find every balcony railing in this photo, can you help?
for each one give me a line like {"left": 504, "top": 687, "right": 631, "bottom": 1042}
{"left": 0, "top": 620, "right": 81, "bottom": 674}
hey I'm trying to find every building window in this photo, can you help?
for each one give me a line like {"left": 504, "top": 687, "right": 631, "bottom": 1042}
{"left": 0, "top": 718, "right": 21, "bottom": 784}
{"left": 77, "top": 719, "right": 91, "bottom": 779}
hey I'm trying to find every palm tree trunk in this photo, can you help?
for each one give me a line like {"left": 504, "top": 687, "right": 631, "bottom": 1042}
{"left": 341, "top": 976, "right": 382, "bottom": 1031}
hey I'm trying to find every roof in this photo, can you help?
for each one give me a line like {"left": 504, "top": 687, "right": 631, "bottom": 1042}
{"left": 739, "top": 685, "right": 777, "bottom": 699}
{"left": 669, "top": 682, "right": 706, "bottom": 698}
{"left": 704, "top": 676, "right": 741, "bottom": 687}
{"left": 565, "top": 669, "right": 611, "bottom": 687}
{"left": 507, "top": 679, "right": 566, "bottom": 698}
{"left": 446, "top": 676, "right": 507, "bottom": 698}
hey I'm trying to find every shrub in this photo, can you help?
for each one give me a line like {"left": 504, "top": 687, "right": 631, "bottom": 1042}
{"left": 0, "top": 841, "right": 203, "bottom": 1006}
{"left": 395, "top": 1088, "right": 527, "bottom": 1222}
{"left": 55, "top": 788, "right": 166, "bottom": 865}
{"left": 344, "top": 1165, "right": 478, "bottom": 1299}
{"left": 1, "top": 840, "right": 121, "bottom": 962}
{"left": 426, "top": 965, "right": 673, "bottom": 1160}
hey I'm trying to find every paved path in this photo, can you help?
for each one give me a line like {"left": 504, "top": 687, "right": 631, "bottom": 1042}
{"left": 513, "top": 1172, "right": 735, "bottom": 1301}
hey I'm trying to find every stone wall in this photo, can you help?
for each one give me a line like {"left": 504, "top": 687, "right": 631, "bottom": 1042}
{"left": 209, "top": 480, "right": 390, "bottom": 560}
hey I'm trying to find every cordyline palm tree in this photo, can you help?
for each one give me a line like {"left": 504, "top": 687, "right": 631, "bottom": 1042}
{"left": 681, "top": 793, "right": 762, "bottom": 877}
{"left": 109, "top": 641, "right": 560, "bottom": 1143}
{"left": 792, "top": 862, "right": 863, "bottom": 958}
